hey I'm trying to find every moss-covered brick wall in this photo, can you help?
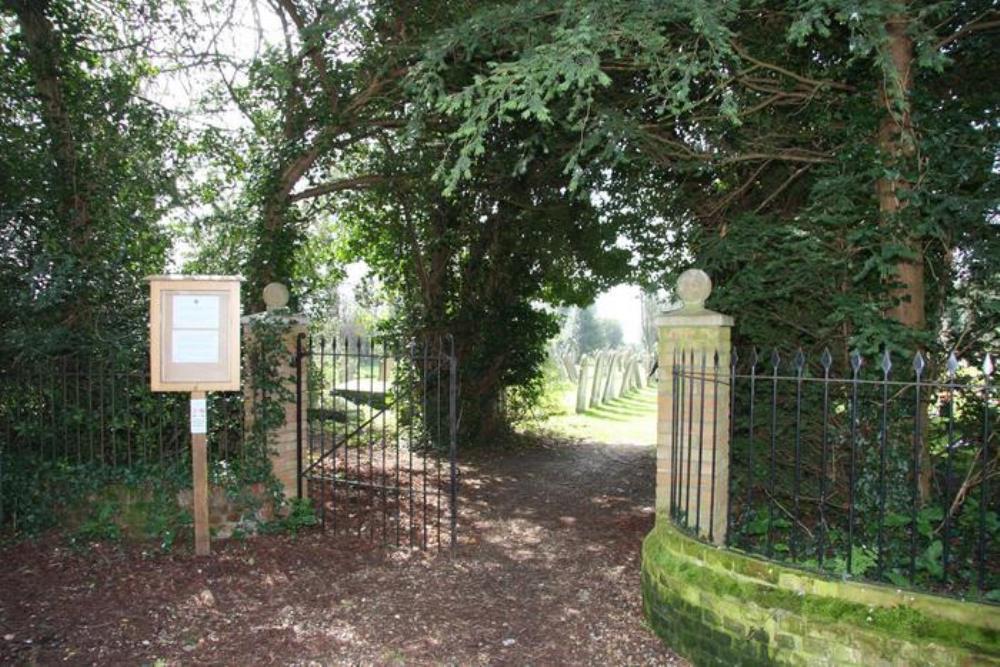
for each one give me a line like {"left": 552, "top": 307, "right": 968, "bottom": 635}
{"left": 641, "top": 520, "right": 1000, "bottom": 666}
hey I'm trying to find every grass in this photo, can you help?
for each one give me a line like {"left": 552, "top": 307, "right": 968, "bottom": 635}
{"left": 533, "top": 383, "right": 658, "bottom": 446}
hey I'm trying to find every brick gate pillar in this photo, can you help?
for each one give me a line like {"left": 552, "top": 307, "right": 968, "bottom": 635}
{"left": 242, "top": 283, "right": 309, "bottom": 504}
{"left": 656, "top": 269, "right": 733, "bottom": 545}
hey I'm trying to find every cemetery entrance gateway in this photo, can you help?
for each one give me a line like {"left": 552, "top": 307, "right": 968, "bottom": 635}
{"left": 295, "top": 335, "right": 459, "bottom": 549}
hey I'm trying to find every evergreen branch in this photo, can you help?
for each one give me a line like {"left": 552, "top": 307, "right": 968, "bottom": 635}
{"left": 288, "top": 174, "right": 386, "bottom": 201}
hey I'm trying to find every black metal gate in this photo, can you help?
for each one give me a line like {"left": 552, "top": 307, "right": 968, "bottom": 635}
{"left": 295, "top": 334, "right": 459, "bottom": 549}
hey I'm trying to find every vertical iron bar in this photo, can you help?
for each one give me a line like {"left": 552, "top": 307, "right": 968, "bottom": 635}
{"left": 979, "top": 356, "right": 993, "bottom": 592}
{"left": 155, "top": 367, "right": 163, "bottom": 463}
{"left": 307, "top": 336, "right": 315, "bottom": 513}
{"left": 709, "top": 350, "right": 720, "bottom": 544}
{"left": 75, "top": 358, "right": 81, "bottom": 463}
{"left": 368, "top": 338, "right": 376, "bottom": 541}
{"left": 848, "top": 352, "right": 861, "bottom": 577}
{"left": 818, "top": 349, "right": 832, "bottom": 568}
{"left": 140, "top": 367, "right": 149, "bottom": 463}
{"left": 911, "top": 354, "right": 924, "bottom": 583}
{"left": 436, "top": 338, "right": 444, "bottom": 548}
{"left": 320, "top": 337, "right": 328, "bottom": 529}
{"left": 792, "top": 351, "right": 804, "bottom": 561}
{"left": 421, "top": 339, "right": 429, "bottom": 549}
{"left": 695, "top": 350, "right": 707, "bottom": 536}
{"left": 110, "top": 362, "right": 117, "bottom": 467}
{"left": 339, "top": 336, "right": 347, "bottom": 533}
{"left": 674, "top": 349, "right": 685, "bottom": 522}
{"left": 61, "top": 357, "right": 68, "bottom": 461}
{"left": 381, "top": 340, "right": 389, "bottom": 544}
{"left": 34, "top": 363, "right": 42, "bottom": 462}
{"left": 125, "top": 362, "right": 132, "bottom": 467}
{"left": 726, "top": 349, "right": 737, "bottom": 543}
{"left": 355, "top": 337, "right": 362, "bottom": 539}
{"left": 395, "top": 341, "right": 402, "bottom": 546}
{"left": 877, "top": 350, "right": 891, "bottom": 579}
{"left": 295, "top": 333, "right": 304, "bottom": 500}
{"left": 942, "top": 355, "right": 957, "bottom": 579}
{"left": 767, "top": 351, "right": 779, "bottom": 558}
{"left": 670, "top": 349, "right": 679, "bottom": 520}
{"left": 448, "top": 336, "right": 459, "bottom": 548}
{"left": 49, "top": 359, "right": 56, "bottom": 460}
{"left": 408, "top": 342, "right": 416, "bottom": 547}
{"left": 685, "top": 349, "right": 695, "bottom": 528}
{"left": 748, "top": 350, "right": 758, "bottom": 527}
{"left": 88, "top": 357, "right": 95, "bottom": 463}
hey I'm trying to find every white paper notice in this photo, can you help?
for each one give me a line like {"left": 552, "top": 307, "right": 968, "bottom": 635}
{"left": 172, "top": 329, "right": 219, "bottom": 364}
{"left": 190, "top": 398, "right": 207, "bottom": 434}
{"left": 173, "top": 295, "right": 220, "bottom": 329}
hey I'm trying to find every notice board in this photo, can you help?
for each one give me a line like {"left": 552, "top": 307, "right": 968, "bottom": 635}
{"left": 148, "top": 276, "right": 242, "bottom": 392}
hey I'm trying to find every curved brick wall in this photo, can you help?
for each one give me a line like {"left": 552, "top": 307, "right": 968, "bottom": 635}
{"left": 641, "top": 521, "right": 1000, "bottom": 666}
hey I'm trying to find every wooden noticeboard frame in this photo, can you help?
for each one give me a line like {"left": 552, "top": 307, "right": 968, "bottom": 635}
{"left": 148, "top": 276, "right": 242, "bottom": 393}
{"left": 147, "top": 275, "right": 242, "bottom": 556}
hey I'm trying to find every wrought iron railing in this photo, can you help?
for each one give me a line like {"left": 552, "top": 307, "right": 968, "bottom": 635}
{"left": 298, "top": 335, "right": 459, "bottom": 549}
{"left": 0, "top": 354, "right": 256, "bottom": 528}
{"left": 669, "top": 347, "right": 997, "bottom": 599}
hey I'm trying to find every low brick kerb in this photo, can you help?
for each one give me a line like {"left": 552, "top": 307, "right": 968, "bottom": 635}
{"left": 641, "top": 520, "right": 999, "bottom": 666}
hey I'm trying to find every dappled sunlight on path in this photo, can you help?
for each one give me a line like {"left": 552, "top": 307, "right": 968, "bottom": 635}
{"left": 0, "top": 427, "right": 682, "bottom": 666}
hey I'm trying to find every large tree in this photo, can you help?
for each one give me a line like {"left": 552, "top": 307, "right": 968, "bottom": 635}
{"left": 337, "top": 120, "right": 646, "bottom": 440}
{"left": 408, "top": 0, "right": 998, "bottom": 357}
{"left": 0, "top": 0, "right": 185, "bottom": 358}
{"left": 396, "top": 0, "right": 998, "bottom": 482}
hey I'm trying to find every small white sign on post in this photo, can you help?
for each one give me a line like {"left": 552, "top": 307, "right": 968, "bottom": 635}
{"left": 147, "top": 275, "right": 243, "bottom": 557}
{"left": 190, "top": 398, "right": 207, "bottom": 434}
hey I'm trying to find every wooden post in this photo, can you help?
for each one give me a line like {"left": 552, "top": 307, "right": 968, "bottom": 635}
{"left": 190, "top": 390, "right": 210, "bottom": 556}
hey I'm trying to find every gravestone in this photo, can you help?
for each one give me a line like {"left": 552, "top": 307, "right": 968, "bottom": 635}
{"left": 576, "top": 355, "right": 593, "bottom": 413}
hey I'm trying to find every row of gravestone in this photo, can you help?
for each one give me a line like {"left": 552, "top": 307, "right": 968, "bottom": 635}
{"left": 563, "top": 349, "right": 655, "bottom": 414}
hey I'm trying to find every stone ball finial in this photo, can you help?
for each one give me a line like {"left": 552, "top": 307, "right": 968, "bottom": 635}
{"left": 676, "top": 269, "right": 712, "bottom": 309}
{"left": 262, "top": 282, "right": 290, "bottom": 311}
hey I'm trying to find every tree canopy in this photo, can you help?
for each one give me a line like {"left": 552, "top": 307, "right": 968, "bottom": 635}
{"left": 408, "top": 0, "right": 999, "bottom": 360}
{"left": 1, "top": 0, "right": 996, "bottom": 439}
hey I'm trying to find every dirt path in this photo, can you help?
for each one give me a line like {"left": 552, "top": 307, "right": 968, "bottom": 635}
{"left": 0, "top": 433, "right": 684, "bottom": 666}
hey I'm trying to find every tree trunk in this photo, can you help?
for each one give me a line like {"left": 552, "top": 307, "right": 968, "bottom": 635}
{"left": 876, "top": 8, "right": 932, "bottom": 502}
{"left": 6, "top": 0, "right": 90, "bottom": 237}
{"left": 8, "top": 0, "right": 94, "bottom": 331}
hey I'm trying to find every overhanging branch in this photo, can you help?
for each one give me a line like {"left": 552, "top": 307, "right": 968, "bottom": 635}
{"left": 289, "top": 175, "right": 386, "bottom": 201}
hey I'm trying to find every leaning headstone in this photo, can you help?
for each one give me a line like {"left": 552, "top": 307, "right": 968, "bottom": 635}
{"left": 597, "top": 351, "right": 611, "bottom": 404}
{"left": 590, "top": 351, "right": 606, "bottom": 407}
{"left": 626, "top": 357, "right": 638, "bottom": 391}
{"left": 620, "top": 355, "right": 632, "bottom": 394}
{"left": 603, "top": 352, "right": 621, "bottom": 402}
{"left": 576, "top": 355, "right": 593, "bottom": 413}
{"left": 632, "top": 358, "right": 644, "bottom": 390}
{"left": 620, "top": 355, "right": 635, "bottom": 395}
{"left": 607, "top": 353, "right": 620, "bottom": 400}
{"left": 616, "top": 354, "right": 628, "bottom": 397}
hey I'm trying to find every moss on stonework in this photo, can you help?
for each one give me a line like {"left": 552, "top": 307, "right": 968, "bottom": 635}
{"left": 642, "top": 523, "right": 1000, "bottom": 664}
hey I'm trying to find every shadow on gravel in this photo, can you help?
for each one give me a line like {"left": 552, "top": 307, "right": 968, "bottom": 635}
{"left": 0, "top": 434, "right": 684, "bottom": 666}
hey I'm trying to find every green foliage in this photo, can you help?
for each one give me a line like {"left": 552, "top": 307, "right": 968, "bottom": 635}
{"left": 406, "top": 0, "right": 999, "bottom": 359}
{"left": 0, "top": 453, "right": 191, "bottom": 546}
{"left": 336, "top": 121, "right": 644, "bottom": 442}
{"left": 0, "top": 0, "right": 188, "bottom": 360}
{"left": 0, "top": 317, "right": 292, "bottom": 543}
{"left": 261, "top": 497, "right": 318, "bottom": 537}
{"left": 242, "top": 312, "right": 297, "bottom": 492}
{"left": 572, "top": 306, "right": 624, "bottom": 355}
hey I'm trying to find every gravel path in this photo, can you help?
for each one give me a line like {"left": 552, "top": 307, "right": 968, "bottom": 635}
{"left": 0, "top": 433, "right": 685, "bottom": 666}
